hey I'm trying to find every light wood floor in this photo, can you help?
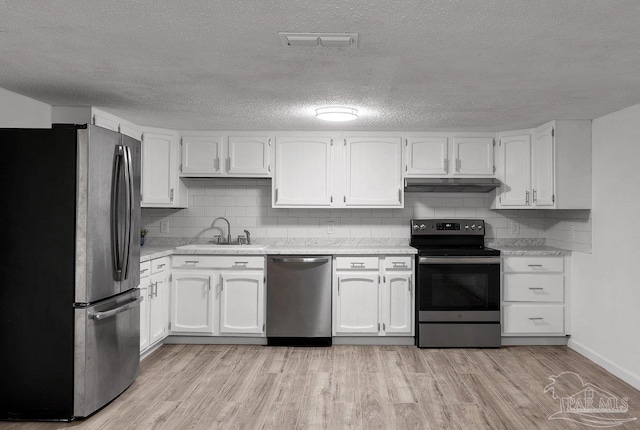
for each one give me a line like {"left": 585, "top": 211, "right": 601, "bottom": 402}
{"left": 2, "top": 345, "right": 639, "bottom": 429}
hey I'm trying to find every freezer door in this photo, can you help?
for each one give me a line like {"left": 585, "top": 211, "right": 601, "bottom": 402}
{"left": 74, "top": 289, "right": 141, "bottom": 418}
{"left": 76, "top": 126, "right": 136, "bottom": 303}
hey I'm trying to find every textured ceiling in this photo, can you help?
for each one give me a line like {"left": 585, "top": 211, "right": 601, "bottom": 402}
{"left": 2, "top": 0, "right": 640, "bottom": 131}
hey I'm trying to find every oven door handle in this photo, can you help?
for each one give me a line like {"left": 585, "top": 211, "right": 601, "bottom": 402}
{"left": 419, "top": 257, "right": 501, "bottom": 265}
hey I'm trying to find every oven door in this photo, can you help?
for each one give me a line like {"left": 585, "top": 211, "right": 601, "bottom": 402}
{"left": 417, "top": 256, "right": 500, "bottom": 322}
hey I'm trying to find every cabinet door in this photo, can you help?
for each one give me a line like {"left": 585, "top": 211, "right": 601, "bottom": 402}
{"left": 453, "top": 137, "right": 494, "bottom": 176}
{"left": 149, "top": 272, "right": 169, "bottom": 344}
{"left": 228, "top": 136, "right": 272, "bottom": 177}
{"left": 405, "top": 137, "right": 449, "bottom": 176}
{"left": 181, "top": 135, "right": 223, "bottom": 176}
{"left": 171, "top": 271, "right": 214, "bottom": 334}
{"left": 345, "top": 137, "right": 403, "bottom": 207}
{"left": 139, "top": 280, "right": 151, "bottom": 352}
{"left": 532, "top": 124, "right": 555, "bottom": 207}
{"left": 273, "top": 137, "right": 333, "bottom": 207}
{"left": 219, "top": 272, "right": 265, "bottom": 335}
{"left": 141, "top": 132, "right": 176, "bottom": 205}
{"left": 383, "top": 273, "right": 413, "bottom": 335}
{"left": 498, "top": 135, "right": 531, "bottom": 207}
{"left": 334, "top": 273, "right": 379, "bottom": 335}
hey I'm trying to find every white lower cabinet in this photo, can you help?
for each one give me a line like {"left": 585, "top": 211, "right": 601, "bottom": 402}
{"left": 140, "top": 257, "right": 170, "bottom": 353}
{"left": 170, "top": 256, "right": 266, "bottom": 337}
{"left": 171, "top": 271, "right": 216, "bottom": 334}
{"left": 333, "top": 255, "right": 414, "bottom": 337}
{"left": 219, "top": 272, "right": 265, "bottom": 335}
{"left": 502, "top": 255, "right": 568, "bottom": 337}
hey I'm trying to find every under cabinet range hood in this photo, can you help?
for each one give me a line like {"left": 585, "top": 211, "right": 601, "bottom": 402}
{"left": 404, "top": 178, "right": 502, "bottom": 193}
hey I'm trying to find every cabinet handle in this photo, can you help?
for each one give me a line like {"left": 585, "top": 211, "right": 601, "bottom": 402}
{"left": 140, "top": 268, "right": 148, "bottom": 274}
{"left": 208, "top": 275, "right": 212, "bottom": 292}
{"left": 184, "top": 260, "right": 199, "bottom": 265}
{"left": 456, "top": 159, "right": 461, "bottom": 172}
{"left": 233, "top": 261, "right": 248, "bottom": 267}
{"left": 215, "top": 157, "right": 220, "bottom": 171}
{"left": 405, "top": 165, "right": 408, "bottom": 172}
{"left": 275, "top": 188, "right": 279, "bottom": 202}
{"left": 343, "top": 196, "right": 346, "bottom": 203}
{"left": 268, "top": 138, "right": 272, "bottom": 146}
{"left": 444, "top": 158, "right": 449, "bottom": 172}
{"left": 378, "top": 323, "right": 381, "bottom": 331}
{"left": 330, "top": 195, "right": 333, "bottom": 203}
{"left": 532, "top": 189, "right": 537, "bottom": 204}
{"left": 392, "top": 261, "right": 407, "bottom": 267}
{"left": 337, "top": 278, "right": 340, "bottom": 295}
{"left": 351, "top": 262, "right": 365, "bottom": 267}
{"left": 529, "top": 317, "right": 544, "bottom": 321}
{"left": 525, "top": 191, "right": 530, "bottom": 205}
{"left": 219, "top": 274, "right": 224, "bottom": 291}
{"left": 398, "top": 188, "right": 402, "bottom": 202}
{"left": 383, "top": 275, "right": 386, "bottom": 283}
{"left": 528, "top": 264, "right": 543, "bottom": 267}
{"left": 226, "top": 158, "right": 231, "bottom": 172}
{"left": 383, "top": 323, "right": 386, "bottom": 331}
{"left": 409, "top": 275, "right": 412, "bottom": 292}
{"left": 268, "top": 164, "right": 271, "bottom": 172}
{"left": 157, "top": 263, "right": 165, "bottom": 269}
{"left": 170, "top": 188, "right": 174, "bottom": 202}
{"left": 528, "top": 287, "right": 544, "bottom": 291}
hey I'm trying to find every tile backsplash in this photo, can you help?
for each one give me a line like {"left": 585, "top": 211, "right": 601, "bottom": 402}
{"left": 141, "top": 179, "right": 592, "bottom": 252}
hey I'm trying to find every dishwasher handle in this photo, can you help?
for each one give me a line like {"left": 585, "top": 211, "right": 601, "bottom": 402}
{"left": 270, "top": 257, "right": 330, "bottom": 264}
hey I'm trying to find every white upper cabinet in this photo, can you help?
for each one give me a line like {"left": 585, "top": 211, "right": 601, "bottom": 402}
{"left": 141, "top": 128, "right": 187, "bottom": 208}
{"left": 179, "top": 134, "right": 272, "bottom": 178}
{"left": 498, "top": 134, "right": 531, "bottom": 207}
{"left": 273, "top": 136, "right": 333, "bottom": 207}
{"left": 181, "top": 135, "right": 223, "bottom": 176}
{"left": 405, "top": 137, "right": 449, "bottom": 176}
{"left": 344, "top": 137, "right": 403, "bottom": 207}
{"left": 453, "top": 137, "right": 495, "bottom": 176}
{"left": 532, "top": 124, "right": 555, "bottom": 207}
{"left": 227, "top": 136, "right": 272, "bottom": 176}
{"left": 493, "top": 120, "right": 591, "bottom": 209}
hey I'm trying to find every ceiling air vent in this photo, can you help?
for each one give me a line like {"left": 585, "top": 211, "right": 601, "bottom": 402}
{"left": 278, "top": 32, "right": 358, "bottom": 48}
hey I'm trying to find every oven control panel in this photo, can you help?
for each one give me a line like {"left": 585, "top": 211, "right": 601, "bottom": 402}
{"left": 411, "top": 219, "right": 485, "bottom": 235}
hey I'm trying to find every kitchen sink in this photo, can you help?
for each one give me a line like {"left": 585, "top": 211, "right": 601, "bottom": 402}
{"left": 175, "top": 244, "right": 268, "bottom": 251}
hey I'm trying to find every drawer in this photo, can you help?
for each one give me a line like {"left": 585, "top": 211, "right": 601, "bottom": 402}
{"left": 172, "top": 255, "right": 264, "bottom": 270}
{"left": 503, "top": 304, "right": 564, "bottom": 334}
{"left": 383, "top": 256, "right": 412, "bottom": 271}
{"left": 151, "top": 257, "right": 170, "bottom": 274}
{"left": 140, "top": 261, "right": 151, "bottom": 278}
{"left": 503, "top": 274, "right": 564, "bottom": 302}
{"left": 335, "top": 256, "right": 379, "bottom": 270}
{"left": 503, "top": 256, "right": 563, "bottom": 273}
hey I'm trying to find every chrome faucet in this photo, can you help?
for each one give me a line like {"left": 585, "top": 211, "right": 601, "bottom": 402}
{"left": 244, "top": 229, "right": 251, "bottom": 245}
{"left": 211, "top": 217, "right": 231, "bottom": 244}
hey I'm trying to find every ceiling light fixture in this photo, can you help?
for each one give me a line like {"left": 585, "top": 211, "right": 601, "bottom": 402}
{"left": 315, "top": 106, "right": 358, "bottom": 122}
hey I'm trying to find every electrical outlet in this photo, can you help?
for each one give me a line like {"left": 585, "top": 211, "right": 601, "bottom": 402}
{"left": 327, "top": 221, "right": 335, "bottom": 234}
{"left": 569, "top": 224, "right": 576, "bottom": 240}
{"left": 160, "top": 220, "right": 170, "bottom": 234}
{"left": 510, "top": 221, "right": 520, "bottom": 235}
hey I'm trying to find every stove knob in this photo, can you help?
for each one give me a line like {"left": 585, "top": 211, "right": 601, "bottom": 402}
{"left": 478, "top": 225, "right": 483, "bottom": 230}
{"left": 464, "top": 225, "right": 469, "bottom": 230}
{"left": 420, "top": 224, "right": 426, "bottom": 230}
{"left": 413, "top": 224, "right": 419, "bottom": 230}
{"left": 471, "top": 224, "right": 476, "bottom": 230}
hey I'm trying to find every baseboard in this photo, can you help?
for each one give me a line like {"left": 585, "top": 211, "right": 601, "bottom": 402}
{"left": 164, "top": 336, "right": 267, "bottom": 345}
{"left": 568, "top": 338, "right": 640, "bottom": 391}
{"left": 332, "top": 336, "right": 415, "bottom": 346}
{"left": 501, "top": 336, "right": 569, "bottom": 346}
{"left": 140, "top": 342, "right": 163, "bottom": 361}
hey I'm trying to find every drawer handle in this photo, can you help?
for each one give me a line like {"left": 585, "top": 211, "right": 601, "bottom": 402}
{"left": 392, "top": 262, "right": 407, "bottom": 267}
{"left": 528, "top": 287, "right": 544, "bottom": 291}
{"left": 140, "top": 268, "right": 148, "bottom": 273}
{"left": 350, "top": 262, "right": 365, "bottom": 267}
{"left": 528, "top": 264, "right": 543, "bottom": 267}
{"left": 184, "top": 260, "right": 199, "bottom": 265}
{"left": 157, "top": 263, "right": 165, "bottom": 268}
{"left": 234, "top": 261, "right": 248, "bottom": 266}
{"left": 529, "top": 317, "right": 544, "bottom": 321}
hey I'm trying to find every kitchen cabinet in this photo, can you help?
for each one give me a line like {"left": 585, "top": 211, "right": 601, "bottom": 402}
{"left": 405, "top": 137, "right": 449, "bottom": 176}
{"left": 170, "top": 271, "right": 216, "bottom": 334}
{"left": 141, "top": 128, "right": 188, "bottom": 208}
{"left": 492, "top": 120, "right": 591, "bottom": 209}
{"left": 453, "top": 137, "right": 495, "bottom": 176}
{"left": 140, "top": 257, "right": 170, "bottom": 353}
{"left": 171, "top": 255, "right": 265, "bottom": 337}
{"left": 274, "top": 134, "right": 403, "bottom": 208}
{"left": 219, "top": 272, "right": 265, "bottom": 335}
{"left": 333, "top": 255, "right": 414, "bottom": 337}
{"left": 502, "top": 255, "right": 569, "bottom": 337}
{"left": 179, "top": 134, "right": 272, "bottom": 177}
{"left": 344, "top": 137, "right": 403, "bottom": 207}
{"left": 273, "top": 136, "right": 333, "bottom": 207}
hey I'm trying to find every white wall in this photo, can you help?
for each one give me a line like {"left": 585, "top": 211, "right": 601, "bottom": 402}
{"left": 0, "top": 88, "right": 51, "bottom": 128}
{"left": 569, "top": 102, "right": 640, "bottom": 390}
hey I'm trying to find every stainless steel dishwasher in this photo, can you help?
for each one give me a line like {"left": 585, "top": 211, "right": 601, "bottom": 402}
{"left": 267, "top": 255, "right": 332, "bottom": 346}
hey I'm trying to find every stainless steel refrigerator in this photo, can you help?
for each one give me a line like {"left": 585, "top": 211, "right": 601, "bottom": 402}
{"left": 0, "top": 124, "right": 141, "bottom": 421}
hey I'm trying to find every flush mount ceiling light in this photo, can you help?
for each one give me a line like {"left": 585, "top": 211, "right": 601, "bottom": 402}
{"left": 315, "top": 106, "right": 358, "bottom": 122}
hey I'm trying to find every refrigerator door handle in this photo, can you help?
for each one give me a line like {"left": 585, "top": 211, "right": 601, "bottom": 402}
{"left": 121, "top": 145, "right": 134, "bottom": 279}
{"left": 111, "top": 146, "right": 125, "bottom": 280}
{"left": 88, "top": 295, "right": 143, "bottom": 320}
